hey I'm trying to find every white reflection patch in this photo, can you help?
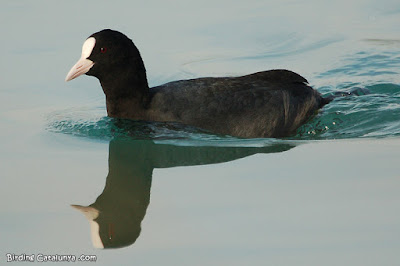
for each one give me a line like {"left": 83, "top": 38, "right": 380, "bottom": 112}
{"left": 90, "top": 220, "right": 104, "bottom": 249}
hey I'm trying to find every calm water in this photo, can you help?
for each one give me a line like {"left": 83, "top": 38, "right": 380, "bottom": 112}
{"left": 1, "top": 0, "right": 400, "bottom": 265}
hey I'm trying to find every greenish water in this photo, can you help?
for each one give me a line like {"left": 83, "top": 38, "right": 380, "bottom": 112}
{"left": 1, "top": 0, "right": 400, "bottom": 265}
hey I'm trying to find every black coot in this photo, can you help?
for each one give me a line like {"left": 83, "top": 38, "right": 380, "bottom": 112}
{"left": 66, "top": 29, "right": 331, "bottom": 138}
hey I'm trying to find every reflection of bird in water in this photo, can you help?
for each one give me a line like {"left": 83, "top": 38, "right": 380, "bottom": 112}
{"left": 72, "top": 138, "right": 294, "bottom": 249}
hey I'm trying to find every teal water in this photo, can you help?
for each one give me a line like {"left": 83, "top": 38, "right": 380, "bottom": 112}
{"left": 1, "top": 0, "right": 400, "bottom": 265}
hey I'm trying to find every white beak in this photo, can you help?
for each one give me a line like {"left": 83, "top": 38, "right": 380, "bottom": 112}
{"left": 65, "top": 57, "right": 94, "bottom": 82}
{"left": 65, "top": 37, "right": 96, "bottom": 82}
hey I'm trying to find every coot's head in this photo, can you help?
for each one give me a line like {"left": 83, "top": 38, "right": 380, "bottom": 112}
{"left": 65, "top": 29, "right": 143, "bottom": 82}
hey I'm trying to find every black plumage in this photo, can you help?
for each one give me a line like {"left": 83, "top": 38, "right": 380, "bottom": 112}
{"left": 66, "top": 29, "right": 331, "bottom": 138}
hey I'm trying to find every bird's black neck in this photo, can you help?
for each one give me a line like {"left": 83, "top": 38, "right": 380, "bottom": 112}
{"left": 99, "top": 57, "right": 150, "bottom": 119}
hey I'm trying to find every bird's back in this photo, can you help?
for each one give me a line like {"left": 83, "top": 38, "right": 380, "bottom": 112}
{"left": 148, "top": 70, "right": 324, "bottom": 138}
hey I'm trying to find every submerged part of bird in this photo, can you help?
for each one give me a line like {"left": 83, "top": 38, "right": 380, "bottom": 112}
{"left": 65, "top": 29, "right": 331, "bottom": 138}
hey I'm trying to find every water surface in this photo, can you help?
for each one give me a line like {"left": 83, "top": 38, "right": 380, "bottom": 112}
{"left": 1, "top": 0, "right": 399, "bottom": 265}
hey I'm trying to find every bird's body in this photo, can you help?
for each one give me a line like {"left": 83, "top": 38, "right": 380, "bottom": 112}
{"left": 147, "top": 71, "right": 325, "bottom": 138}
{"left": 66, "top": 29, "right": 330, "bottom": 138}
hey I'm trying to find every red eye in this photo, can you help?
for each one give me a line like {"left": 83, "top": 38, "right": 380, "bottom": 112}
{"left": 100, "top": 47, "right": 107, "bottom": 53}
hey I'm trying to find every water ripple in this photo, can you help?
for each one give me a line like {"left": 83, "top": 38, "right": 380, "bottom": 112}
{"left": 294, "top": 83, "right": 400, "bottom": 139}
{"left": 46, "top": 108, "right": 291, "bottom": 147}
